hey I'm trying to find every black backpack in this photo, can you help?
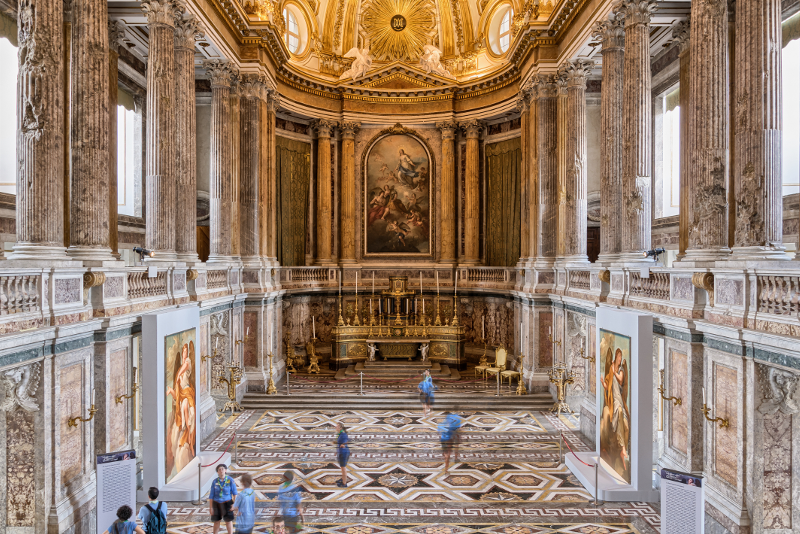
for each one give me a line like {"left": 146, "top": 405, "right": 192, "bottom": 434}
{"left": 144, "top": 502, "right": 167, "bottom": 534}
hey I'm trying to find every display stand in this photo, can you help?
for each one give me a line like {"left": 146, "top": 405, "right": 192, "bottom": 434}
{"left": 565, "top": 307, "right": 659, "bottom": 502}
{"left": 660, "top": 469, "right": 704, "bottom": 534}
{"left": 137, "top": 306, "right": 226, "bottom": 501}
{"left": 97, "top": 450, "right": 137, "bottom": 532}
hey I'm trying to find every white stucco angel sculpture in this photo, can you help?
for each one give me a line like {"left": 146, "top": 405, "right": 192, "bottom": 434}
{"left": 419, "top": 45, "right": 455, "bottom": 79}
{"left": 339, "top": 46, "right": 373, "bottom": 82}
{"left": 418, "top": 343, "right": 430, "bottom": 362}
{"left": 367, "top": 342, "right": 378, "bottom": 362}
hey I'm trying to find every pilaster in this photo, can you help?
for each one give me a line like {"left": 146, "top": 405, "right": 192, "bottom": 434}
{"left": 313, "top": 119, "right": 336, "bottom": 265}
{"left": 460, "top": 119, "right": 483, "bottom": 265}
{"left": 534, "top": 76, "right": 558, "bottom": 268}
{"left": 436, "top": 120, "right": 459, "bottom": 264}
{"left": 339, "top": 121, "right": 360, "bottom": 264}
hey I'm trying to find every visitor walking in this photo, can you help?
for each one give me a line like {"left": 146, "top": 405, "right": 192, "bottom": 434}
{"left": 438, "top": 411, "right": 462, "bottom": 472}
{"left": 417, "top": 369, "right": 437, "bottom": 416}
{"left": 277, "top": 471, "right": 305, "bottom": 534}
{"left": 103, "top": 505, "right": 145, "bottom": 534}
{"left": 233, "top": 474, "right": 256, "bottom": 534}
{"left": 137, "top": 487, "right": 167, "bottom": 534}
{"left": 335, "top": 422, "right": 351, "bottom": 487}
{"left": 209, "top": 464, "right": 238, "bottom": 534}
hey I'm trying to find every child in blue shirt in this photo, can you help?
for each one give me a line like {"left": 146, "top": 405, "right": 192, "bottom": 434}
{"left": 103, "top": 505, "right": 144, "bottom": 534}
{"left": 209, "top": 464, "right": 238, "bottom": 534}
{"left": 137, "top": 487, "right": 168, "bottom": 533}
{"left": 233, "top": 474, "right": 255, "bottom": 534}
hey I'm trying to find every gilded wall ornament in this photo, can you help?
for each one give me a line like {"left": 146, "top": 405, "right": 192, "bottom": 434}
{"left": 360, "top": 0, "right": 436, "bottom": 61}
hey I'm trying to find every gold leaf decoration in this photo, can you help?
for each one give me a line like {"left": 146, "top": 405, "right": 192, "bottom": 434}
{"left": 361, "top": 0, "right": 436, "bottom": 61}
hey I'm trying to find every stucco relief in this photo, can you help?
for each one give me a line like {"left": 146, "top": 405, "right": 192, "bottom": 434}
{"left": 671, "top": 277, "right": 694, "bottom": 301}
{"left": 716, "top": 278, "right": 743, "bottom": 307}
{"left": 6, "top": 408, "right": 36, "bottom": 526}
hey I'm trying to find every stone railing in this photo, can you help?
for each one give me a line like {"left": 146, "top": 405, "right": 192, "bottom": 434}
{"left": 286, "top": 267, "right": 331, "bottom": 283}
{"left": 629, "top": 271, "right": 670, "bottom": 301}
{"left": 127, "top": 270, "right": 167, "bottom": 300}
{"left": 0, "top": 273, "right": 40, "bottom": 314}
{"left": 568, "top": 270, "right": 591, "bottom": 291}
{"left": 207, "top": 270, "right": 228, "bottom": 290}
{"left": 462, "top": 267, "right": 515, "bottom": 285}
{"left": 757, "top": 274, "right": 800, "bottom": 316}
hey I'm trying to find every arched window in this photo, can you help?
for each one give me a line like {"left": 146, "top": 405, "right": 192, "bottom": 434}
{"left": 284, "top": 8, "right": 300, "bottom": 54}
{"left": 499, "top": 8, "right": 513, "bottom": 53}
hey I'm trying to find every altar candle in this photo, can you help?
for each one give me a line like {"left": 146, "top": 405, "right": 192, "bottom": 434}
{"left": 372, "top": 272, "right": 375, "bottom": 295}
{"left": 339, "top": 275, "right": 342, "bottom": 296}
{"left": 702, "top": 386, "right": 706, "bottom": 406}
{"left": 133, "top": 367, "right": 137, "bottom": 383}
{"left": 246, "top": 326, "right": 250, "bottom": 338}
{"left": 312, "top": 316, "right": 316, "bottom": 338}
{"left": 370, "top": 299, "right": 373, "bottom": 314}
{"left": 454, "top": 275, "right": 457, "bottom": 295}
{"left": 215, "top": 337, "right": 219, "bottom": 350}
{"left": 482, "top": 317, "right": 485, "bottom": 340}
{"left": 422, "top": 298, "right": 425, "bottom": 314}
{"left": 379, "top": 300, "right": 382, "bottom": 314}
{"left": 420, "top": 272, "right": 422, "bottom": 294}
{"left": 436, "top": 272, "right": 439, "bottom": 294}
{"left": 91, "top": 388, "right": 95, "bottom": 406}
{"left": 356, "top": 272, "right": 358, "bottom": 295}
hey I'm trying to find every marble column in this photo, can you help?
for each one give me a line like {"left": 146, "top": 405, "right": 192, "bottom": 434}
{"left": 339, "top": 121, "right": 360, "bottom": 263}
{"left": 556, "top": 73, "right": 568, "bottom": 259}
{"left": 534, "top": 75, "right": 558, "bottom": 265}
{"left": 561, "top": 59, "right": 592, "bottom": 265}
{"left": 174, "top": 14, "right": 203, "bottom": 262}
{"left": 461, "top": 120, "right": 482, "bottom": 264}
{"left": 682, "top": 0, "right": 730, "bottom": 261}
{"left": 436, "top": 121, "right": 459, "bottom": 263}
{"left": 230, "top": 79, "right": 241, "bottom": 261}
{"left": 619, "top": 0, "right": 656, "bottom": 260}
{"left": 265, "top": 91, "right": 280, "bottom": 262}
{"left": 527, "top": 80, "right": 539, "bottom": 259}
{"left": 516, "top": 93, "right": 530, "bottom": 264}
{"left": 142, "top": 0, "right": 181, "bottom": 260}
{"left": 68, "top": 0, "right": 113, "bottom": 261}
{"left": 9, "top": 0, "right": 68, "bottom": 260}
{"left": 732, "top": 0, "right": 787, "bottom": 258}
{"left": 239, "top": 75, "right": 263, "bottom": 266}
{"left": 673, "top": 20, "right": 690, "bottom": 259}
{"left": 108, "top": 21, "right": 125, "bottom": 258}
{"left": 204, "top": 60, "right": 237, "bottom": 263}
{"left": 593, "top": 11, "right": 625, "bottom": 263}
{"left": 314, "top": 120, "right": 336, "bottom": 264}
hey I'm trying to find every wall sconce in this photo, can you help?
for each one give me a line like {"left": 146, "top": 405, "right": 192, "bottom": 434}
{"left": 702, "top": 387, "right": 729, "bottom": 429}
{"left": 115, "top": 367, "right": 140, "bottom": 404}
{"left": 658, "top": 369, "right": 682, "bottom": 406}
{"left": 578, "top": 346, "right": 595, "bottom": 363}
{"left": 68, "top": 389, "right": 97, "bottom": 427}
{"left": 235, "top": 327, "right": 252, "bottom": 347}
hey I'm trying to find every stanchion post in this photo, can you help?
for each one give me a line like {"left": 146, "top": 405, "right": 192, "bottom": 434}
{"left": 234, "top": 430, "right": 238, "bottom": 466}
{"left": 594, "top": 462, "right": 600, "bottom": 506}
{"left": 360, "top": 372, "right": 363, "bottom": 396}
{"left": 192, "top": 462, "right": 204, "bottom": 505}
{"left": 495, "top": 371, "right": 500, "bottom": 397}
{"left": 286, "top": 371, "right": 290, "bottom": 395}
{"left": 559, "top": 434, "right": 563, "bottom": 466}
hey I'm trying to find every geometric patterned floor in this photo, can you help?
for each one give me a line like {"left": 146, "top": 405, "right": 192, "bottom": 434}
{"left": 156, "top": 409, "right": 661, "bottom": 534}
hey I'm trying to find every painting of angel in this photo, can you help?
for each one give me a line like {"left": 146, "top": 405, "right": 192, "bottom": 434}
{"left": 165, "top": 328, "right": 197, "bottom": 483}
{"left": 364, "top": 133, "right": 431, "bottom": 254}
{"left": 599, "top": 329, "right": 631, "bottom": 484}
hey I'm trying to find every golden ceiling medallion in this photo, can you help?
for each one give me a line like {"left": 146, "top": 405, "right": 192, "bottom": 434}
{"left": 361, "top": 0, "right": 435, "bottom": 61}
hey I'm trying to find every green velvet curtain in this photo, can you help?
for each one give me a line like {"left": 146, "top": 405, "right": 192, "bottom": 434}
{"left": 485, "top": 137, "right": 521, "bottom": 266}
{"left": 276, "top": 136, "right": 311, "bottom": 266}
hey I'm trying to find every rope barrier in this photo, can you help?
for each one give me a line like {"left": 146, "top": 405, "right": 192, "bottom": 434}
{"left": 561, "top": 432, "right": 595, "bottom": 468}
{"left": 201, "top": 433, "right": 236, "bottom": 468}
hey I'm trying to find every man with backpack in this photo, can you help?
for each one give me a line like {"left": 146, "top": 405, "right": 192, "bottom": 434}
{"left": 137, "top": 487, "right": 168, "bottom": 534}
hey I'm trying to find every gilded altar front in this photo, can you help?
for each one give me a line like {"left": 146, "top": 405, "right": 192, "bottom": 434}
{"left": 330, "top": 276, "right": 465, "bottom": 370}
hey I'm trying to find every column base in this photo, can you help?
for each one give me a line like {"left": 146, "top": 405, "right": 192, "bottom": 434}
{"left": 206, "top": 255, "right": 238, "bottom": 266}
{"left": 596, "top": 253, "right": 621, "bottom": 266}
{"left": 7, "top": 243, "right": 71, "bottom": 263}
{"left": 458, "top": 259, "right": 480, "bottom": 266}
{"left": 730, "top": 245, "right": 789, "bottom": 261}
{"left": 176, "top": 252, "right": 201, "bottom": 264}
{"left": 558, "top": 254, "right": 590, "bottom": 268}
{"left": 240, "top": 256, "right": 264, "bottom": 268}
{"left": 677, "top": 247, "right": 731, "bottom": 263}
{"left": 339, "top": 258, "right": 358, "bottom": 265}
{"left": 66, "top": 245, "right": 119, "bottom": 264}
{"left": 532, "top": 258, "right": 556, "bottom": 269}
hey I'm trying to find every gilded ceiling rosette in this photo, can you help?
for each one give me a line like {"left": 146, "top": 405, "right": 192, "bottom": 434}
{"left": 360, "top": 0, "right": 436, "bottom": 61}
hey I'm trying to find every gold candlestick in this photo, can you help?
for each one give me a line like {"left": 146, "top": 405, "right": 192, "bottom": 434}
{"left": 219, "top": 365, "right": 244, "bottom": 414}
{"left": 266, "top": 353, "right": 277, "bottom": 395}
{"left": 547, "top": 365, "right": 575, "bottom": 415}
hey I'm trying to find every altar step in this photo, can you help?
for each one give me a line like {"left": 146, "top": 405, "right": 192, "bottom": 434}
{"left": 240, "top": 391, "right": 555, "bottom": 412}
{"left": 338, "top": 361, "right": 459, "bottom": 380}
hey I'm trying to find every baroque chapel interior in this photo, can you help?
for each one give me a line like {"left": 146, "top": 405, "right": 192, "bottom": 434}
{"left": 0, "top": 0, "right": 798, "bottom": 532}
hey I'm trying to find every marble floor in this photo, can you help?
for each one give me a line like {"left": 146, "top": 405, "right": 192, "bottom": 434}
{"left": 157, "top": 409, "right": 661, "bottom": 534}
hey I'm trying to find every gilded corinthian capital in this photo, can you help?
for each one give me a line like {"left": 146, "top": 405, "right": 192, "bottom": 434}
{"left": 339, "top": 121, "right": 361, "bottom": 139}
{"left": 436, "top": 121, "right": 459, "bottom": 139}
{"left": 238, "top": 74, "right": 265, "bottom": 99}
{"left": 561, "top": 59, "right": 593, "bottom": 88}
{"left": 203, "top": 60, "right": 238, "bottom": 88}
{"left": 613, "top": 0, "right": 657, "bottom": 26}
{"left": 174, "top": 13, "right": 204, "bottom": 50}
{"left": 592, "top": 11, "right": 625, "bottom": 50}
{"left": 459, "top": 120, "right": 483, "bottom": 138}
{"left": 313, "top": 119, "right": 337, "bottom": 138}
{"left": 141, "top": 0, "right": 183, "bottom": 27}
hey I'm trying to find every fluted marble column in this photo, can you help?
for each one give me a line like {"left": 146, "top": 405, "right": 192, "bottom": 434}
{"left": 562, "top": 60, "right": 592, "bottom": 265}
{"left": 205, "top": 60, "right": 237, "bottom": 263}
{"left": 142, "top": 0, "right": 181, "bottom": 260}
{"left": 556, "top": 73, "right": 568, "bottom": 259}
{"left": 682, "top": 0, "right": 730, "bottom": 261}
{"left": 239, "top": 75, "right": 263, "bottom": 266}
{"left": 534, "top": 76, "right": 558, "bottom": 266}
{"left": 437, "top": 121, "right": 458, "bottom": 263}
{"left": 108, "top": 21, "right": 125, "bottom": 258}
{"left": 619, "top": 0, "right": 656, "bottom": 259}
{"left": 593, "top": 11, "right": 625, "bottom": 263}
{"left": 732, "top": 0, "right": 787, "bottom": 258}
{"left": 673, "top": 20, "right": 690, "bottom": 259}
{"left": 527, "top": 80, "right": 539, "bottom": 260}
{"left": 68, "top": 0, "right": 113, "bottom": 261}
{"left": 516, "top": 93, "right": 530, "bottom": 264}
{"left": 174, "top": 14, "right": 203, "bottom": 262}
{"left": 339, "top": 121, "right": 360, "bottom": 263}
{"left": 461, "top": 120, "right": 482, "bottom": 264}
{"left": 230, "top": 78, "right": 241, "bottom": 261}
{"left": 314, "top": 120, "right": 336, "bottom": 264}
{"left": 9, "top": 0, "right": 68, "bottom": 260}
{"left": 265, "top": 91, "right": 280, "bottom": 262}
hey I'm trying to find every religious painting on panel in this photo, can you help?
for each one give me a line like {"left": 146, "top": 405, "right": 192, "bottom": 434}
{"left": 364, "top": 132, "right": 432, "bottom": 255}
{"left": 165, "top": 328, "right": 197, "bottom": 483}
{"left": 599, "top": 329, "right": 631, "bottom": 484}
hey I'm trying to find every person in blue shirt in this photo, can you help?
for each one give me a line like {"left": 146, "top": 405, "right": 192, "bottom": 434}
{"left": 335, "top": 423, "right": 350, "bottom": 488}
{"left": 232, "top": 473, "right": 255, "bottom": 534}
{"left": 277, "top": 471, "right": 305, "bottom": 534}
{"left": 209, "top": 463, "right": 238, "bottom": 534}
{"left": 438, "top": 412, "right": 462, "bottom": 472}
{"left": 137, "top": 487, "right": 168, "bottom": 533}
{"left": 102, "top": 505, "right": 145, "bottom": 534}
{"left": 417, "top": 370, "right": 437, "bottom": 416}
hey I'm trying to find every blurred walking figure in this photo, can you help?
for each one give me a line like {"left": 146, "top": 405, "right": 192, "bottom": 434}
{"left": 417, "top": 369, "right": 437, "bottom": 416}
{"left": 277, "top": 471, "right": 305, "bottom": 534}
{"left": 335, "top": 422, "right": 351, "bottom": 487}
{"left": 438, "top": 411, "right": 462, "bottom": 472}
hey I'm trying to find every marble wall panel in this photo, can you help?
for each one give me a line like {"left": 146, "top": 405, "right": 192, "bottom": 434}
{"left": 60, "top": 363, "right": 83, "bottom": 484}
{"left": 538, "top": 272, "right": 554, "bottom": 285}
{"left": 5, "top": 408, "right": 35, "bottom": 526}
{"left": 672, "top": 277, "right": 693, "bottom": 301}
{"left": 199, "top": 321, "right": 209, "bottom": 395}
{"left": 762, "top": 412, "right": 792, "bottom": 529}
{"left": 55, "top": 278, "right": 82, "bottom": 304}
{"left": 537, "top": 312, "right": 553, "bottom": 368}
{"left": 244, "top": 311, "right": 259, "bottom": 368}
{"left": 670, "top": 350, "right": 689, "bottom": 455}
{"left": 716, "top": 279, "right": 743, "bottom": 306}
{"left": 104, "top": 276, "right": 124, "bottom": 298}
{"left": 714, "top": 363, "right": 739, "bottom": 487}
{"left": 108, "top": 349, "right": 127, "bottom": 452}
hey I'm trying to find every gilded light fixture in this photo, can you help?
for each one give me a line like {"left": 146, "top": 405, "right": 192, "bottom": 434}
{"left": 360, "top": 0, "right": 436, "bottom": 61}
